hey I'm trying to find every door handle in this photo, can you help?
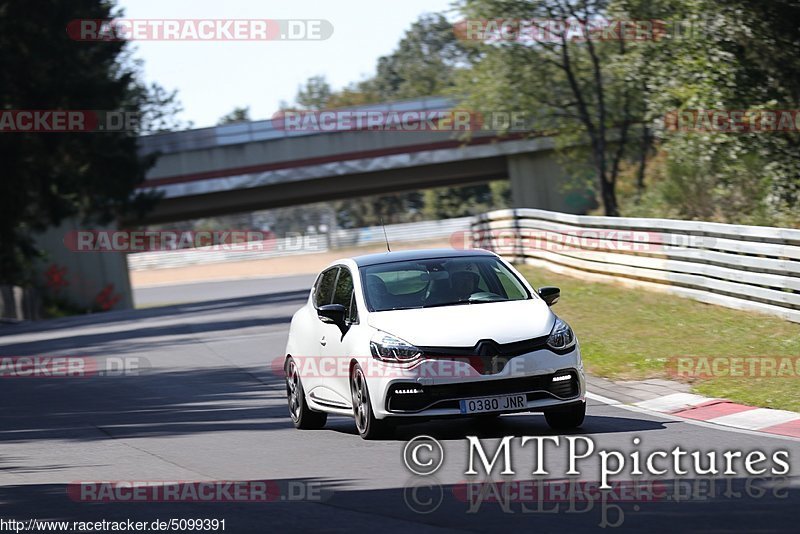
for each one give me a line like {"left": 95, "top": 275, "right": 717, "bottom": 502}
{"left": 320, "top": 336, "right": 327, "bottom": 346}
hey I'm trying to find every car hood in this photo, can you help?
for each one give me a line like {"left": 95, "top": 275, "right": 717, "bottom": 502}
{"left": 366, "top": 299, "right": 555, "bottom": 347}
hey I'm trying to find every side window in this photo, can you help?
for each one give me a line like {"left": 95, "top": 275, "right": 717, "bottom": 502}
{"left": 332, "top": 267, "right": 358, "bottom": 324}
{"left": 313, "top": 268, "right": 338, "bottom": 308}
{"left": 332, "top": 267, "right": 353, "bottom": 307}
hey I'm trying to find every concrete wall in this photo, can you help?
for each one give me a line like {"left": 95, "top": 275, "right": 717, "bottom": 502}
{"left": 507, "top": 151, "right": 596, "bottom": 214}
{"left": 34, "top": 219, "right": 133, "bottom": 312}
{"left": 0, "top": 286, "right": 40, "bottom": 321}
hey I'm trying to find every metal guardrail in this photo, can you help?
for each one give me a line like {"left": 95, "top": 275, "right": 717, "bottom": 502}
{"left": 471, "top": 209, "right": 800, "bottom": 323}
{"left": 127, "top": 216, "right": 471, "bottom": 271}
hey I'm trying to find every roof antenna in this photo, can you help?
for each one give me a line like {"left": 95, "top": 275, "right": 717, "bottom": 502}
{"left": 381, "top": 218, "right": 391, "bottom": 252}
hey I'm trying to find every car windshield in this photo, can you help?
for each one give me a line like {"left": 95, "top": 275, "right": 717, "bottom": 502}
{"left": 361, "top": 256, "right": 531, "bottom": 312}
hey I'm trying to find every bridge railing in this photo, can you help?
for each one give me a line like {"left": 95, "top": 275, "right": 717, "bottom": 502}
{"left": 138, "top": 96, "right": 454, "bottom": 155}
{"left": 470, "top": 209, "right": 800, "bottom": 323}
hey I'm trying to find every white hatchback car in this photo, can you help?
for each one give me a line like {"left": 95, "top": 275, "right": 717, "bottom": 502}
{"left": 283, "top": 249, "right": 585, "bottom": 439}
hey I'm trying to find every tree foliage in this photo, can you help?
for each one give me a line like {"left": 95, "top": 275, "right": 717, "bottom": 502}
{"left": 458, "top": 0, "right": 654, "bottom": 216}
{"left": 288, "top": 13, "right": 509, "bottom": 227}
{"left": 217, "top": 106, "right": 251, "bottom": 125}
{"left": 0, "top": 0, "right": 184, "bottom": 285}
{"left": 458, "top": 0, "right": 800, "bottom": 224}
{"left": 592, "top": 0, "right": 799, "bottom": 225}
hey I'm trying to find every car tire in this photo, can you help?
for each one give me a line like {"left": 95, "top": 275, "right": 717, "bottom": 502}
{"left": 544, "top": 401, "right": 586, "bottom": 429}
{"left": 350, "top": 364, "right": 393, "bottom": 440}
{"left": 285, "top": 357, "right": 327, "bottom": 430}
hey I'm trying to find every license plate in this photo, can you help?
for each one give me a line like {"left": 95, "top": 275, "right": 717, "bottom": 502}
{"left": 459, "top": 394, "right": 526, "bottom": 414}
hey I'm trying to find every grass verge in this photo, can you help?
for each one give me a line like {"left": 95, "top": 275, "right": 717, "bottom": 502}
{"left": 519, "top": 266, "right": 800, "bottom": 412}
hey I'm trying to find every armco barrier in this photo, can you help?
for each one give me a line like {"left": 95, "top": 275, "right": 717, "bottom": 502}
{"left": 471, "top": 209, "right": 800, "bottom": 323}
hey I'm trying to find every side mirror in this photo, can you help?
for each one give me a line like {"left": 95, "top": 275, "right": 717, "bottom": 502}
{"left": 318, "top": 304, "right": 348, "bottom": 334}
{"left": 538, "top": 286, "right": 560, "bottom": 306}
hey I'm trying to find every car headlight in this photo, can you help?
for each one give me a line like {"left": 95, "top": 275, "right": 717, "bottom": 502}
{"left": 547, "top": 317, "right": 576, "bottom": 351}
{"left": 370, "top": 331, "right": 423, "bottom": 363}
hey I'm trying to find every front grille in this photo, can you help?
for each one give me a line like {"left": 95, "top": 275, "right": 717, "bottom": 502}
{"left": 386, "top": 371, "right": 579, "bottom": 413}
{"left": 419, "top": 336, "right": 550, "bottom": 375}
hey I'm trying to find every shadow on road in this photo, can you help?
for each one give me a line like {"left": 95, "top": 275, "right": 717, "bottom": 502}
{"left": 0, "top": 289, "right": 310, "bottom": 340}
{"left": 0, "top": 315, "right": 294, "bottom": 356}
{"left": 322, "top": 411, "right": 668, "bottom": 441}
{"left": 0, "top": 366, "right": 292, "bottom": 444}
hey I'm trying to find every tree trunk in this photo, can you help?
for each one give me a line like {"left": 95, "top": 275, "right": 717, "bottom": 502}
{"left": 600, "top": 175, "right": 619, "bottom": 216}
{"left": 636, "top": 125, "right": 651, "bottom": 201}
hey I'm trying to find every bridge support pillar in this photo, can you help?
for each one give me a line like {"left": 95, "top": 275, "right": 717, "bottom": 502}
{"left": 34, "top": 218, "right": 134, "bottom": 313}
{"left": 506, "top": 152, "right": 595, "bottom": 214}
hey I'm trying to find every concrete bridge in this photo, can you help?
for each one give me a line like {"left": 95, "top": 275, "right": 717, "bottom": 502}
{"left": 31, "top": 98, "right": 595, "bottom": 315}
{"left": 133, "top": 97, "right": 592, "bottom": 225}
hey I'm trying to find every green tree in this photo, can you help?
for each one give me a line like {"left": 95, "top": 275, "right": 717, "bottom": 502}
{"left": 295, "top": 75, "right": 334, "bottom": 110}
{"left": 618, "top": 0, "right": 800, "bottom": 225}
{"left": 217, "top": 106, "right": 251, "bottom": 125}
{"left": 372, "top": 13, "right": 475, "bottom": 100}
{"left": 458, "top": 0, "right": 654, "bottom": 216}
{"left": 0, "top": 0, "right": 180, "bottom": 285}
{"left": 422, "top": 182, "right": 510, "bottom": 219}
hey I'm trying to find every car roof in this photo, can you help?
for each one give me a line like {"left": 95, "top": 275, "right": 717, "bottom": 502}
{"left": 351, "top": 248, "right": 496, "bottom": 267}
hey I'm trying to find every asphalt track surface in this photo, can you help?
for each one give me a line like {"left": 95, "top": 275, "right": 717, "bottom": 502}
{"left": 0, "top": 275, "right": 797, "bottom": 532}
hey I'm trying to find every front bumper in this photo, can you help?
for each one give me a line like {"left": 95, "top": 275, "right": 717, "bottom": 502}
{"left": 366, "top": 346, "right": 585, "bottom": 419}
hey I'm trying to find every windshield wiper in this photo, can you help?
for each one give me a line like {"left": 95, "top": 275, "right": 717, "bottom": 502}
{"left": 422, "top": 297, "right": 509, "bottom": 308}
{"left": 421, "top": 300, "right": 471, "bottom": 309}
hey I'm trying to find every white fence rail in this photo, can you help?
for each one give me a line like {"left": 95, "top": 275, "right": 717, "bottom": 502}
{"left": 127, "top": 217, "right": 471, "bottom": 271}
{"left": 471, "top": 209, "right": 800, "bottom": 323}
